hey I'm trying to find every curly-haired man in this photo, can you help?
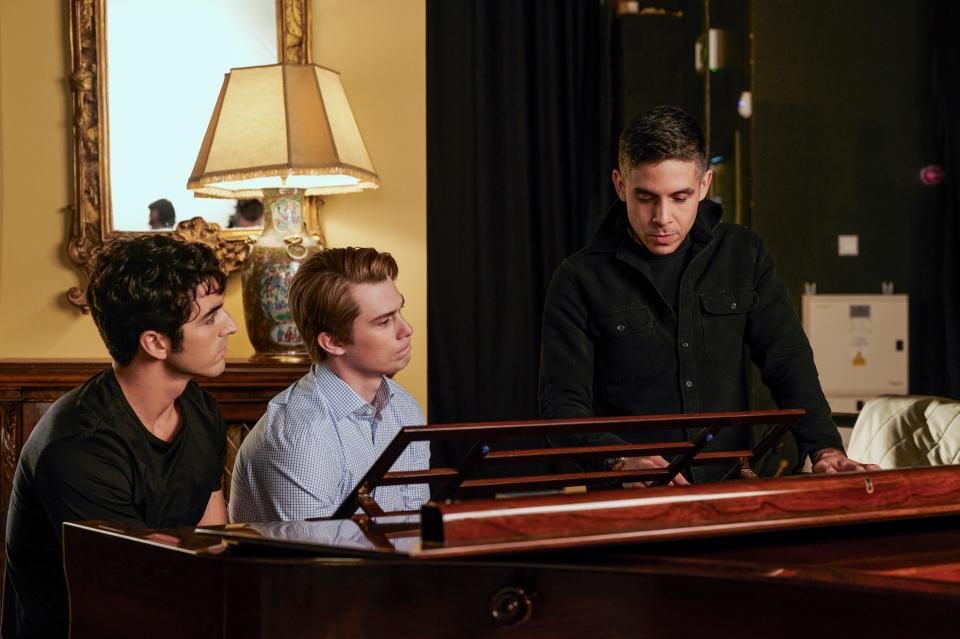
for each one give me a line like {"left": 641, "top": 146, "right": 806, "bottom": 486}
{"left": 3, "top": 235, "right": 237, "bottom": 638}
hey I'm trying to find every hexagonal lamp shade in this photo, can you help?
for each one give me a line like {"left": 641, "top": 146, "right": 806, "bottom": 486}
{"left": 188, "top": 63, "right": 379, "bottom": 362}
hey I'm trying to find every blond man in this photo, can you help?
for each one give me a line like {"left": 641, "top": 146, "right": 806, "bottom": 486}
{"left": 229, "top": 248, "right": 428, "bottom": 522}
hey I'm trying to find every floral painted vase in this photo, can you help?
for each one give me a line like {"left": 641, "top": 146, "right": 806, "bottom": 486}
{"left": 241, "top": 188, "right": 320, "bottom": 362}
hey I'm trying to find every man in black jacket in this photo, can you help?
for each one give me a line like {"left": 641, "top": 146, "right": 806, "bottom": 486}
{"left": 539, "top": 106, "right": 876, "bottom": 482}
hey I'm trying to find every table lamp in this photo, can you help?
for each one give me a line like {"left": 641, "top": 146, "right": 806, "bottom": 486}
{"left": 188, "top": 63, "right": 379, "bottom": 362}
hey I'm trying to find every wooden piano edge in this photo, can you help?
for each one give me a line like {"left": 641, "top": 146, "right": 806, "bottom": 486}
{"left": 62, "top": 521, "right": 232, "bottom": 557}
{"left": 413, "top": 504, "right": 960, "bottom": 559}
{"left": 417, "top": 466, "right": 960, "bottom": 558}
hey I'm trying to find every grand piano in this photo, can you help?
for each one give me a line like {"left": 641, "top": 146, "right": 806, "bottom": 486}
{"left": 63, "top": 411, "right": 959, "bottom": 638}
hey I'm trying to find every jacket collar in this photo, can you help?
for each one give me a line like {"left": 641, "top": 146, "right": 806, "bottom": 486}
{"left": 586, "top": 198, "right": 724, "bottom": 255}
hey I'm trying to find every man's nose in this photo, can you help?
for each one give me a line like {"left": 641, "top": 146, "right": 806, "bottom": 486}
{"left": 223, "top": 311, "right": 239, "bottom": 335}
{"left": 651, "top": 199, "right": 673, "bottom": 225}
{"left": 398, "top": 315, "right": 413, "bottom": 338}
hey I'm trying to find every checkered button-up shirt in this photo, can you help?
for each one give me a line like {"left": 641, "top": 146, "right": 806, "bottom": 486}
{"left": 229, "top": 364, "right": 429, "bottom": 523}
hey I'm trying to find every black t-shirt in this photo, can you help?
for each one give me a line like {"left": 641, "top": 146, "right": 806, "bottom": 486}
{"left": 633, "top": 233, "right": 692, "bottom": 314}
{"left": 2, "top": 368, "right": 225, "bottom": 638}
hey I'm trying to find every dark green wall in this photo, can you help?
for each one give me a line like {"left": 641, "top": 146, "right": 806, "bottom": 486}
{"left": 750, "top": 0, "right": 925, "bottom": 303}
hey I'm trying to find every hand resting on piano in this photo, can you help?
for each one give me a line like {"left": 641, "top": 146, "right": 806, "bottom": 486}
{"left": 812, "top": 449, "right": 881, "bottom": 473}
{"left": 614, "top": 455, "right": 691, "bottom": 487}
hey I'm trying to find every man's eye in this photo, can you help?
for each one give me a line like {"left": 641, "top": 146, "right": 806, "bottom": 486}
{"left": 377, "top": 318, "right": 391, "bottom": 326}
{"left": 673, "top": 196, "right": 689, "bottom": 202}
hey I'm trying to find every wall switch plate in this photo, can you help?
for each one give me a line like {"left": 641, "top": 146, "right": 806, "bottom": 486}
{"left": 838, "top": 234, "right": 859, "bottom": 256}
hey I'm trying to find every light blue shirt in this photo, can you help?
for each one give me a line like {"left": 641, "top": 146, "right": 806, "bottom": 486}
{"left": 229, "top": 363, "right": 429, "bottom": 523}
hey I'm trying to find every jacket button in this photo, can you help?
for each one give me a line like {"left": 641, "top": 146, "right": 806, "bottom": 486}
{"left": 685, "top": 379, "right": 694, "bottom": 388}
{"left": 616, "top": 323, "right": 626, "bottom": 332}
{"left": 730, "top": 302, "right": 737, "bottom": 310}
{"left": 681, "top": 341, "right": 690, "bottom": 349}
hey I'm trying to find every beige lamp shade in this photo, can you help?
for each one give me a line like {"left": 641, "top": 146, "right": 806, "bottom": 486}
{"left": 188, "top": 63, "right": 379, "bottom": 198}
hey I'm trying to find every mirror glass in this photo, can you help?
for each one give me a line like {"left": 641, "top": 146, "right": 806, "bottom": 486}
{"left": 106, "top": 0, "right": 276, "bottom": 232}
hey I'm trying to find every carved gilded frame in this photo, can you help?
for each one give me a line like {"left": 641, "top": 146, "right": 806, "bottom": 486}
{"left": 66, "top": 0, "right": 321, "bottom": 311}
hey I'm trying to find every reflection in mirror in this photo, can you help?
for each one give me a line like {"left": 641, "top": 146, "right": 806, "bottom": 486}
{"left": 67, "top": 0, "right": 312, "bottom": 309}
{"left": 106, "top": 0, "right": 276, "bottom": 231}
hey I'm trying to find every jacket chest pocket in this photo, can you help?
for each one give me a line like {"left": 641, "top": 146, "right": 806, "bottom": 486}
{"left": 700, "top": 288, "right": 758, "bottom": 363}
{"left": 589, "top": 306, "right": 669, "bottom": 384}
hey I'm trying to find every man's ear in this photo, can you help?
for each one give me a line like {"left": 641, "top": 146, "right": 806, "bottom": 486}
{"left": 698, "top": 169, "right": 714, "bottom": 201}
{"left": 317, "top": 332, "right": 346, "bottom": 358}
{"left": 612, "top": 168, "right": 627, "bottom": 202}
{"left": 139, "top": 330, "right": 171, "bottom": 361}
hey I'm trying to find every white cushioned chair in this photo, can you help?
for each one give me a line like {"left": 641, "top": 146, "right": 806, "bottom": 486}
{"left": 847, "top": 395, "right": 960, "bottom": 468}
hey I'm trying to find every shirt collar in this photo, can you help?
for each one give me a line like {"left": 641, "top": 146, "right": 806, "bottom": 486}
{"left": 370, "top": 381, "right": 391, "bottom": 421}
{"left": 311, "top": 363, "right": 394, "bottom": 421}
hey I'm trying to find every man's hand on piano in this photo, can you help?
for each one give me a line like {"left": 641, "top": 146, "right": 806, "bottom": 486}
{"left": 812, "top": 449, "right": 881, "bottom": 474}
{"left": 618, "top": 456, "right": 690, "bottom": 488}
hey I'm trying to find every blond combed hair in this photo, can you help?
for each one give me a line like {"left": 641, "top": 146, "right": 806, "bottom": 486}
{"left": 289, "top": 247, "right": 399, "bottom": 363}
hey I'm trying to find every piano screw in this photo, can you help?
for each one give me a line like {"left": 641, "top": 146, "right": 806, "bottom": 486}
{"left": 705, "top": 433, "right": 714, "bottom": 442}
{"left": 489, "top": 586, "right": 533, "bottom": 627}
{"left": 481, "top": 443, "right": 491, "bottom": 454}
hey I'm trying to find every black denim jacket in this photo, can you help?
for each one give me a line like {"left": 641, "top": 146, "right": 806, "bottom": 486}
{"left": 538, "top": 199, "right": 842, "bottom": 482}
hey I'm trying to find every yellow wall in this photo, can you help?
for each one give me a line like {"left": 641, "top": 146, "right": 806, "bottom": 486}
{"left": 0, "top": 1, "right": 427, "bottom": 410}
{"left": 312, "top": 0, "right": 428, "bottom": 407}
{"left": 0, "top": 0, "right": 97, "bottom": 356}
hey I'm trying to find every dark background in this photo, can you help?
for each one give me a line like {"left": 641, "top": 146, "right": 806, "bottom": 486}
{"left": 427, "top": 0, "right": 960, "bottom": 435}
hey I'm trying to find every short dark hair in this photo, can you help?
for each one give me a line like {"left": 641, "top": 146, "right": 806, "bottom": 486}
{"left": 618, "top": 105, "right": 707, "bottom": 175}
{"left": 235, "top": 199, "right": 264, "bottom": 223}
{"left": 289, "top": 247, "right": 399, "bottom": 364}
{"left": 148, "top": 198, "right": 176, "bottom": 227}
{"left": 87, "top": 235, "right": 227, "bottom": 366}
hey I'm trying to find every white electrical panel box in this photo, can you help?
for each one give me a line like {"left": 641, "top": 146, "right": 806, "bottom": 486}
{"left": 801, "top": 294, "right": 908, "bottom": 414}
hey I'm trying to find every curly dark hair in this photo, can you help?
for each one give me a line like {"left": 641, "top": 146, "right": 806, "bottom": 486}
{"left": 618, "top": 105, "right": 707, "bottom": 175}
{"left": 86, "top": 235, "right": 227, "bottom": 366}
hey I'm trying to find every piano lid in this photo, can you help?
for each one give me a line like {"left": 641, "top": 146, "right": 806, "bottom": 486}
{"left": 197, "top": 518, "right": 422, "bottom": 557}
{"left": 197, "top": 466, "right": 960, "bottom": 560}
{"left": 418, "top": 466, "right": 960, "bottom": 556}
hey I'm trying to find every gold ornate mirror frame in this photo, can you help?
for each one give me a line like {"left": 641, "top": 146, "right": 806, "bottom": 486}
{"left": 66, "top": 0, "right": 321, "bottom": 311}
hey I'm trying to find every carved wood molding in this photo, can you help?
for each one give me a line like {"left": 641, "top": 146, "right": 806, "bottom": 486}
{"left": 0, "top": 402, "right": 19, "bottom": 519}
{"left": 278, "top": 0, "right": 312, "bottom": 64}
{"left": 173, "top": 217, "right": 253, "bottom": 274}
{"left": 66, "top": 0, "right": 316, "bottom": 312}
{"left": 66, "top": 0, "right": 104, "bottom": 312}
